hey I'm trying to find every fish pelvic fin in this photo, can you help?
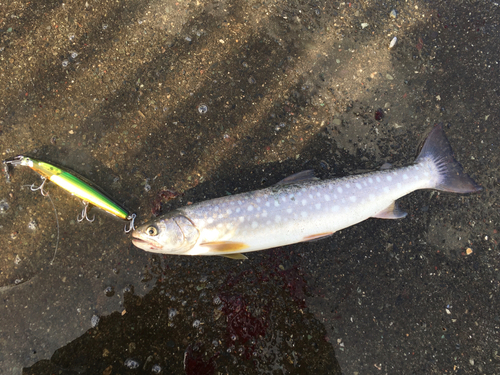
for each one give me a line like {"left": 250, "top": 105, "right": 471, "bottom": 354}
{"left": 302, "top": 232, "right": 335, "bottom": 242}
{"left": 416, "top": 124, "right": 482, "bottom": 194}
{"left": 372, "top": 201, "right": 407, "bottom": 219}
{"left": 220, "top": 254, "right": 248, "bottom": 260}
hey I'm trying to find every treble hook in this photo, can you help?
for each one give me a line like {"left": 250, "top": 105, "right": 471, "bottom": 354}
{"left": 30, "top": 177, "right": 49, "bottom": 196}
{"left": 77, "top": 201, "right": 95, "bottom": 223}
{"left": 124, "top": 213, "right": 136, "bottom": 233}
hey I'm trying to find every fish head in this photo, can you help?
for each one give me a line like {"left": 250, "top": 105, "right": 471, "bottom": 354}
{"left": 131, "top": 211, "right": 200, "bottom": 254}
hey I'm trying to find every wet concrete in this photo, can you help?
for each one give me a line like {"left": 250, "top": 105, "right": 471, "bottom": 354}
{"left": 0, "top": 0, "right": 498, "bottom": 373}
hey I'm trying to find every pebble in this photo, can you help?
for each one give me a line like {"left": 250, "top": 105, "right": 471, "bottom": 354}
{"left": 28, "top": 219, "right": 38, "bottom": 231}
{"left": 386, "top": 73, "right": 394, "bottom": 80}
{"left": 0, "top": 199, "right": 10, "bottom": 214}
{"left": 390, "top": 10, "right": 397, "bottom": 19}
{"left": 361, "top": 23, "right": 369, "bottom": 29}
{"left": 151, "top": 365, "right": 162, "bottom": 373}
{"left": 389, "top": 37, "right": 397, "bottom": 49}
{"left": 197, "top": 104, "right": 208, "bottom": 114}
{"left": 91, "top": 315, "right": 100, "bottom": 328}
{"left": 124, "top": 359, "right": 140, "bottom": 369}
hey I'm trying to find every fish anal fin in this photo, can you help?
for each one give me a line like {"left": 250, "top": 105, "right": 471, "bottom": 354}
{"left": 199, "top": 241, "right": 249, "bottom": 252}
{"left": 275, "top": 170, "right": 318, "bottom": 185}
{"left": 302, "top": 232, "right": 335, "bottom": 242}
{"left": 372, "top": 201, "right": 407, "bottom": 219}
{"left": 220, "top": 254, "right": 248, "bottom": 260}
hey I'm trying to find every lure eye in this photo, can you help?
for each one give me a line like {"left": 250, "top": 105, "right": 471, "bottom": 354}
{"left": 146, "top": 226, "right": 158, "bottom": 236}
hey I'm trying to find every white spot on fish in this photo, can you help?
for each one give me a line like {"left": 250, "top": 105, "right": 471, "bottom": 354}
{"left": 274, "top": 200, "right": 280, "bottom": 207}
{"left": 356, "top": 183, "right": 362, "bottom": 189}
{"left": 265, "top": 201, "right": 270, "bottom": 207}
{"left": 207, "top": 217, "right": 214, "bottom": 224}
{"left": 309, "top": 194, "right": 313, "bottom": 199}
{"left": 334, "top": 194, "right": 338, "bottom": 199}
{"left": 324, "top": 195, "right": 331, "bottom": 202}
{"left": 363, "top": 180, "right": 368, "bottom": 186}
{"left": 247, "top": 206, "right": 253, "bottom": 212}
{"left": 368, "top": 178, "right": 373, "bottom": 184}
{"left": 383, "top": 187, "right": 389, "bottom": 193}
{"left": 376, "top": 177, "right": 381, "bottom": 182}
{"left": 345, "top": 183, "right": 351, "bottom": 189}
{"left": 262, "top": 210, "right": 268, "bottom": 217}
{"left": 286, "top": 208, "right": 292, "bottom": 214}
{"left": 386, "top": 175, "right": 392, "bottom": 182}
{"left": 415, "top": 166, "right": 420, "bottom": 170}
{"left": 301, "top": 211, "right": 308, "bottom": 218}
{"left": 281, "top": 196, "right": 287, "bottom": 202}
{"left": 239, "top": 216, "right": 245, "bottom": 223}
{"left": 275, "top": 215, "right": 281, "bottom": 223}
{"left": 302, "top": 199, "right": 307, "bottom": 206}
{"left": 288, "top": 194, "right": 295, "bottom": 201}
{"left": 315, "top": 203, "right": 321, "bottom": 210}
{"left": 238, "top": 200, "right": 243, "bottom": 205}
{"left": 251, "top": 221, "right": 258, "bottom": 229}
{"left": 337, "top": 187, "right": 343, "bottom": 193}
{"left": 236, "top": 208, "right": 241, "bottom": 213}
{"left": 316, "top": 192, "right": 321, "bottom": 197}
{"left": 403, "top": 174, "right": 409, "bottom": 180}
{"left": 332, "top": 205, "right": 340, "bottom": 212}
{"left": 329, "top": 184, "right": 333, "bottom": 190}
{"left": 349, "top": 196, "right": 357, "bottom": 203}
{"left": 256, "top": 198, "right": 261, "bottom": 203}
{"left": 226, "top": 209, "right": 232, "bottom": 215}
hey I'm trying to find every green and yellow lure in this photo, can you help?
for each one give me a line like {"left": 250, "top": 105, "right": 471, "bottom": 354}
{"left": 3, "top": 155, "right": 135, "bottom": 232}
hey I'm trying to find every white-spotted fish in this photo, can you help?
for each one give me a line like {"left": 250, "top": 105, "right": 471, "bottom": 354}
{"left": 132, "top": 125, "right": 481, "bottom": 259}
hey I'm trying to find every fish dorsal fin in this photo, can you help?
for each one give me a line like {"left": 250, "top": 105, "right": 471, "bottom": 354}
{"left": 372, "top": 201, "right": 407, "bottom": 219}
{"left": 199, "top": 241, "right": 249, "bottom": 252}
{"left": 275, "top": 170, "right": 318, "bottom": 186}
{"left": 220, "top": 254, "right": 248, "bottom": 260}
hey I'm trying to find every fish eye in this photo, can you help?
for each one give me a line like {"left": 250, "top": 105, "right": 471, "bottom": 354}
{"left": 146, "top": 226, "right": 158, "bottom": 236}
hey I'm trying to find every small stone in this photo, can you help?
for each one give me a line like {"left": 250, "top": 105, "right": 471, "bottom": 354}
{"left": 386, "top": 73, "right": 394, "bottom": 80}
{"left": 389, "top": 37, "right": 397, "bottom": 49}
{"left": 390, "top": 10, "right": 397, "bottom": 19}
{"left": 361, "top": 23, "right": 369, "bottom": 29}
{"left": 197, "top": 104, "right": 208, "bottom": 114}
{"left": 91, "top": 315, "right": 100, "bottom": 327}
{"left": 466, "top": 248, "right": 473, "bottom": 255}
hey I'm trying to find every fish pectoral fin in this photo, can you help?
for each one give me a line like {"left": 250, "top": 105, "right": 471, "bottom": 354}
{"left": 220, "top": 254, "right": 248, "bottom": 260}
{"left": 199, "top": 241, "right": 250, "bottom": 252}
{"left": 275, "top": 170, "right": 318, "bottom": 185}
{"left": 372, "top": 201, "right": 407, "bottom": 219}
{"left": 302, "top": 232, "right": 335, "bottom": 242}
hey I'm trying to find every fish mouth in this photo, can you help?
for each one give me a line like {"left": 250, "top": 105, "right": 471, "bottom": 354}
{"left": 131, "top": 236, "right": 162, "bottom": 251}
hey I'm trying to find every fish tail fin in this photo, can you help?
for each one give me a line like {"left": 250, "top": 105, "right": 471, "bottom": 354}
{"left": 415, "top": 124, "right": 482, "bottom": 194}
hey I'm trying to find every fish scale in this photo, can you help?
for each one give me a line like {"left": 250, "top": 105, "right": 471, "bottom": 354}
{"left": 132, "top": 125, "right": 481, "bottom": 258}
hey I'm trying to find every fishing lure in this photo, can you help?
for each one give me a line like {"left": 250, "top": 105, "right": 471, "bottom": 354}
{"left": 3, "top": 156, "right": 136, "bottom": 232}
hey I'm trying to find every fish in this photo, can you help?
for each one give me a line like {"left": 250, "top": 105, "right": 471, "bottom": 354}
{"left": 2, "top": 156, "right": 136, "bottom": 232}
{"left": 132, "top": 125, "right": 481, "bottom": 259}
